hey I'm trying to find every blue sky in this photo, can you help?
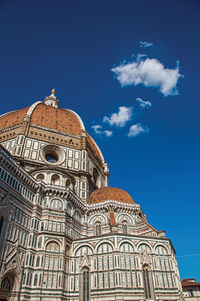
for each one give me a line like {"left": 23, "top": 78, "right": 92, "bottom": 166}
{"left": 0, "top": 0, "right": 200, "bottom": 279}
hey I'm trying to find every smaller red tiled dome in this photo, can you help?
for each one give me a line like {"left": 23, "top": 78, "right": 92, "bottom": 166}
{"left": 89, "top": 187, "right": 134, "bottom": 205}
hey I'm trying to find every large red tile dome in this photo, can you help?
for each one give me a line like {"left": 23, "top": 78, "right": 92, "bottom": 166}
{"left": 0, "top": 91, "right": 104, "bottom": 163}
{"left": 0, "top": 103, "right": 82, "bottom": 136}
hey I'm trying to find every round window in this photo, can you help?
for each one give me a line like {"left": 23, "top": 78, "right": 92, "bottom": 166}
{"left": 45, "top": 154, "right": 58, "bottom": 163}
{"left": 41, "top": 145, "right": 65, "bottom": 165}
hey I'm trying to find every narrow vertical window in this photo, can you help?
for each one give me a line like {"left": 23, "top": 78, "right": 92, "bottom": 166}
{"left": 95, "top": 222, "right": 101, "bottom": 236}
{"left": 122, "top": 221, "right": 128, "bottom": 234}
{"left": 34, "top": 274, "right": 38, "bottom": 286}
{"left": 81, "top": 268, "right": 90, "bottom": 301}
{"left": 143, "top": 265, "right": 154, "bottom": 300}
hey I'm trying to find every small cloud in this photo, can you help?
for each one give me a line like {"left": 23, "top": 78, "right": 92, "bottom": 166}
{"left": 92, "top": 124, "right": 102, "bottom": 134}
{"left": 136, "top": 97, "right": 152, "bottom": 108}
{"left": 91, "top": 125, "right": 113, "bottom": 137}
{"left": 111, "top": 55, "right": 183, "bottom": 97}
{"left": 127, "top": 123, "right": 148, "bottom": 137}
{"left": 103, "top": 106, "right": 132, "bottom": 127}
{"left": 104, "top": 130, "right": 113, "bottom": 137}
{"left": 140, "top": 41, "right": 154, "bottom": 48}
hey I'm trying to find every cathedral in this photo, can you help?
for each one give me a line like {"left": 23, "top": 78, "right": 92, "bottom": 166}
{"left": 0, "top": 90, "right": 183, "bottom": 301}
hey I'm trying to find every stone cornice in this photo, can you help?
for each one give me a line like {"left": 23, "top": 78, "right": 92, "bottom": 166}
{"left": 86, "top": 200, "right": 144, "bottom": 215}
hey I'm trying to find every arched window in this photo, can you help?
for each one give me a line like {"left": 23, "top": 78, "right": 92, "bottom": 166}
{"left": 66, "top": 179, "right": 70, "bottom": 187}
{"left": 122, "top": 221, "right": 128, "bottom": 234}
{"left": 50, "top": 199, "right": 63, "bottom": 210}
{"left": 73, "top": 210, "right": 81, "bottom": 221}
{"left": 81, "top": 268, "right": 90, "bottom": 301}
{"left": 36, "top": 174, "right": 44, "bottom": 181}
{"left": 1, "top": 276, "right": 11, "bottom": 291}
{"left": 1, "top": 273, "right": 15, "bottom": 292}
{"left": 51, "top": 174, "right": 60, "bottom": 185}
{"left": 95, "top": 222, "right": 101, "bottom": 236}
{"left": 28, "top": 272, "right": 32, "bottom": 286}
{"left": 67, "top": 202, "right": 72, "bottom": 215}
{"left": 143, "top": 265, "right": 154, "bottom": 300}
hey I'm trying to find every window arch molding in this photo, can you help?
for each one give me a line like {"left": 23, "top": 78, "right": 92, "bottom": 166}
{"left": 88, "top": 213, "right": 108, "bottom": 226}
{"left": 137, "top": 242, "right": 152, "bottom": 254}
{"left": 116, "top": 213, "right": 134, "bottom": 225}
{"left": 118, "top": 240, "right": 135, "bottom": 253}
{"left": 74, "top": 244, "right": 94, "bottom": 257}
{"left": 95, "top": 241, "right": 114, "bottom": 254}
{"left": 154, "top": 244, "right": 168, "bottom": 255}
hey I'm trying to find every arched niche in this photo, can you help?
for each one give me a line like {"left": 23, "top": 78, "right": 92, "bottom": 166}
{"left": 46, "top": 241, "right": 60, "bottom": 253}
{"left": 93, "top": 168, "right": 101, "bottom": 188}
{"left": 50, "top": 198, "right": 63, "bottom": 210}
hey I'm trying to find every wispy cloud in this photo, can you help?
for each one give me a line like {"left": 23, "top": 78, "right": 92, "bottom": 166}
{"left": 140, "top": 41, "right": 154, "bottom": 48}
{"left": 127, "top": 123, "right": 148, "bottom": 137}
{"left": 104, "top": 130, "right": 113, "bottom": 137}
{"left": 91, "top": 125, "right": 113, "bottom": 137}
{"left": 111, "top": 55, "right": 183, "bottom": 96}
{"left": 136, "top": 97, "right": 152, "bottom": 108}
{"left": 92, "top": 125, "right": 102, "bottom": 134}
{"left": 103, "top": 106, "right": 132, "bottom": 127}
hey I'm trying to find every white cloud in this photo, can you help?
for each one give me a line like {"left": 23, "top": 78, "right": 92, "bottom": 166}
{"left": 104, "top": 130, "right": 113, "bottom": 137}
{"left": 91, "top": 125, "right": 113, "bottom": 137}
{"left": 103, "top": 106, "right": 132, "bottom": 127}
{"left": 140, "top": 41, "right": 154, "bottom": 48}
{"left": 111, "top": 56, "right": 182, "bottom": 96}
{"left": 92, "top": 124, "right": 102, "bottom": 134}
{"left": 136, "top": 97, "right": 152, "bottom": 108}
{"left": 127, "top": 123, "right": 148, "bottom": 137}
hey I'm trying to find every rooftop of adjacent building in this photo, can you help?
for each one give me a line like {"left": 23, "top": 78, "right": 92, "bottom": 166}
{"left": 89, "top": 186, "right": 135, "bottom": 205}
{"left": 182, "top": 279, "right": 200, "bottom": 287}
